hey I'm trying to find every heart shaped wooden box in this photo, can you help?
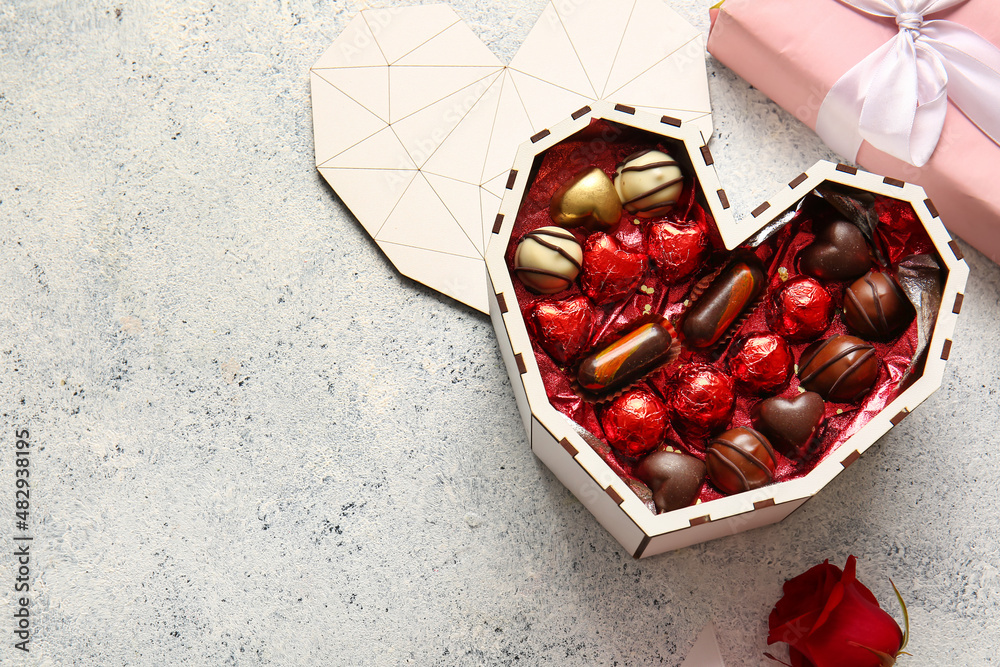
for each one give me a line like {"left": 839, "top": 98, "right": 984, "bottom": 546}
{"left": 483, "top": 101, "right": 967, "bottom": 557}
{"left": 311, "top": 2, "right": 968, "bottom": 557}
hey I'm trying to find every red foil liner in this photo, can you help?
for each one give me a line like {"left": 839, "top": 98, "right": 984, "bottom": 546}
{"left": 505, "top": 119, "right": 930, "bottom": 510}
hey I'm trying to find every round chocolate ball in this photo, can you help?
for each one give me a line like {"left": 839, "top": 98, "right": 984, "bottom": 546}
{"left": 843, "top": 270, "right": 914, "bottom": 340}
{"left": 600, "top": 389, "right": 669, "bottom": 458}
{"left": 668, "top": 364, "right": 735, "bottom": 440}
{"left": 706, "top": 427, "right": 777, "bottom": 495}
{"left": 513, "top": 226, "right": 583, "bottom": 294}
{"left": 613, "top": 149, "right": 684, "bottom": 218}
{"left": 727, "top": 333, "right": 794, "bottom": 395}
{"left": 635, "top": 450, "right": 706, "bottom": 513}
{"left": 798, "top": 334, "right": 879, "bottom": 403}
{"left": 766, "top": 276, "right": 834, "bottom": 342}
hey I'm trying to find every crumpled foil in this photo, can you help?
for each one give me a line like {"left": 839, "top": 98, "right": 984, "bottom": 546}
{"left": 897, "top": 253, "right": 944, "bottom": 388}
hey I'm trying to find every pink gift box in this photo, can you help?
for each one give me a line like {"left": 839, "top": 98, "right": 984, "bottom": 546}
{"left": 708, "top": 0, "right": 1000, "bottom": 264}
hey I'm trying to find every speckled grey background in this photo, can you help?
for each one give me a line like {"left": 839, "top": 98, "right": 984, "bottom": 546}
{"left": 1, "top": 1, "right": 998, "bottom": 665}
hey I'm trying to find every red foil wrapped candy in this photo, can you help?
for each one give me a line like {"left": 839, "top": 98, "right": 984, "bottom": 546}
{"left": 601, "top": 388, "right": 669, "bottom": 458}
{"left": 728, "top": 333, "right": 794, "bottom": 395}
{"left": 529, "top": 296, "right": 595, "bottom": 365}
{"left": 580, "top": 232, "right": 648, "bottom": 305}
{"left": 766, "top": 276, "right": 834, "bottom": 343}
{"left": 668, "top": 363, "right": 735, "bottom": 441}
{"left": 645, "top": 221, "right": 707, "bottom": 284}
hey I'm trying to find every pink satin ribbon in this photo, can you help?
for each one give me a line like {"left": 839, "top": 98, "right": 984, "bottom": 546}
{"left": 816, "top": 0, "right": 1000, "bottom": 166}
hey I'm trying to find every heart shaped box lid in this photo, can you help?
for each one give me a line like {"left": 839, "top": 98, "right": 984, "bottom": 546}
{"left": 310, "top": 1, "right": 713, "bottom": 313}
{"left": 484, "top": 102, "right": 968, "bottom": 558}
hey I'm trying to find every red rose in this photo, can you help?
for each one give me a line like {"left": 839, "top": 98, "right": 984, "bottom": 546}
{"left": 767, "top": 556, "right": 907, "bottom": 667}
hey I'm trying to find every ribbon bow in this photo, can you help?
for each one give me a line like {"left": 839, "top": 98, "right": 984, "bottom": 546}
{"left": 815, "top": 0, "right": 1000, "bottom": 167}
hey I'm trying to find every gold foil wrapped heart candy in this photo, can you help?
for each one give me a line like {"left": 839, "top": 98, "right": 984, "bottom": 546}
{"left": 549, "top": 167, "right": 622, "bottom": 231}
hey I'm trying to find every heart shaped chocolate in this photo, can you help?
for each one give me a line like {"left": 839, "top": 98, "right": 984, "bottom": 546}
{"left": 799, "top": 219, "right": 872, "bottom": 282}
{"left": 529, "top": 295, "right": 595, "bottom": 364}
{"left": 549, "top": 167, "right": 621, "bottom": 231}
{"left": 580, "top": 232, "right": 648, "bottom": 304}
{"left": 634, "top": 450, "right": 706, "bottom": 513}
{"left": 753, "top": 392, "right": 826, "bottom": 459}
{"left": 645, "top": 221, "right": 707, "bottom": 284}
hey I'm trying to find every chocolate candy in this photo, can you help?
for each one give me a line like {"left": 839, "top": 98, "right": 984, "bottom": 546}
{"left": 577, "top": 322, "right": 674, "bottom": 395}
{"left": 513, "top": 226, "right": 583, "bottom": 294}
{"left": 529, "top": 296, "right": 595, "bottom": 364}
{"left": 635, "top": 451, "right": 706, "bottom": 513}
{"left": 798, "top": 335, "right": 878, "bottom": 403}
{"left": 645, "top": 220, "right": 707, "bottom": 284}
{"left": 753, "top": 392, "right": 826, "bottom": 459}
{"left": 681, "top": 253, "right": 766, "bottom": 349}
{"left": 600, "top": 389, "right": 669, "bottom": 458}
{"left": 727, "top": 333, "right": 794, "bottom": 395}
{"left": 549, "top": 167, "right": 622, "bottom": 231}
{"left": 706, "top": 427, "right": 777, "bottom": 495}
{"left": 580, "top": 232, "right": 648, "bottom": 304}
{"left": 799, "top": 219, "right": 871, "bottom": 282}
{"left": 613, "top": 149, "right": 684, "bottom": 218}
{"left": 843, "top": 270, "right": 914, "bottom": 340}
{"left": 668, "top": 363, "right": 735, "bottom": 440}
{"left": 765, "top": 276, "right": 834, "bottom": 342}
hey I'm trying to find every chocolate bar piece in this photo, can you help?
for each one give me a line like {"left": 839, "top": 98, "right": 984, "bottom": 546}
{"left": 681, "top": 254, "right": 766, "bottom": 348}
{"left": 577, "top": 322, "right": 673, "bottom": 395}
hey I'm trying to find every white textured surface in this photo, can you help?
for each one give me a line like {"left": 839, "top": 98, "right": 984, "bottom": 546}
{"left": 0, "top": 1, "right": 997, "bottom": 665}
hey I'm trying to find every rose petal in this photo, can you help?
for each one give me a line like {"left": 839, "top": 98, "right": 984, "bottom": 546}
{"left": 795, "top": 558, "right": 904, "bottom": 667}
{"left": 768, "top": 561, "right": 842, "bottom": 644}
{"left": 789, "top": 648, "right": 816, "bottom": 667}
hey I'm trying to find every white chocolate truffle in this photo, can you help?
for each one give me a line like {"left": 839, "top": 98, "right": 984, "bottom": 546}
{"left": 513, "top": 226, "right": 583, "bottom": 294}
{"left": 614, "top": 149, "right": 684, "bottom": 218}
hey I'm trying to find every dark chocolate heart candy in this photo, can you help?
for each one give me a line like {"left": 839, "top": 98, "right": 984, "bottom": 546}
{"left": 634, "top": 450, "right": 705, "bottom": 513}
{"left": 799, "top": 219, "right": 871, "bottom": 282}
{"left": 753, "top": 391, "right": 825, "bottom": 459}
{"left": 580, "top": 232, "right": 648, "bottom": 304}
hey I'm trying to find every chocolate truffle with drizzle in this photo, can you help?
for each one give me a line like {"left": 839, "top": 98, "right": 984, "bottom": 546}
{"left": 613, "top": 149, "right": 684, "bottom": 218}
{"left": 513, "top": 226, "right": 583, "bottom": 294}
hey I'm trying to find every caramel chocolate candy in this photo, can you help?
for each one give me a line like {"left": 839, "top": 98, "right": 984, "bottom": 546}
{"left": 613, "top": 149, "right": 684, "bottom": 218}
{"left": 843, "top": 270, "right": 914, "bottom": 340}
{"left": 706, "top": 427, "right": 776, "bottom": 495}
{"left": 798, "top": 335, "right": 878, "bottom": 403}
{"left": 549, "top": 167, "right": 622, "bottom": 231}
{"left": 577, "top": 322, "right": 673, "bottom": 395}
{"left": 513, "top": 226, "right": 583, "bottom": 294}
{"left": 680, "top": 254, "right": 766, "bottom": 349}
{"left": 635, "top": 451, "right": 706, "bottom": 513}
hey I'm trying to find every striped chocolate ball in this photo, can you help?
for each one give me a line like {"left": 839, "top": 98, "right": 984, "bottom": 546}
{"left": 798, "top": 334, "right": 878, "bottom": 403}
{"left": 843, "top": 271, "right": 914, "bottom": 340}
{"left": 613, "top": 149, "right": 684, "bottom": 218}
{"left": 706, "top": 427, "right": 776, "bottom": 495}
{"left": 513, "top": 226, "right": 583, "bottom": 294}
